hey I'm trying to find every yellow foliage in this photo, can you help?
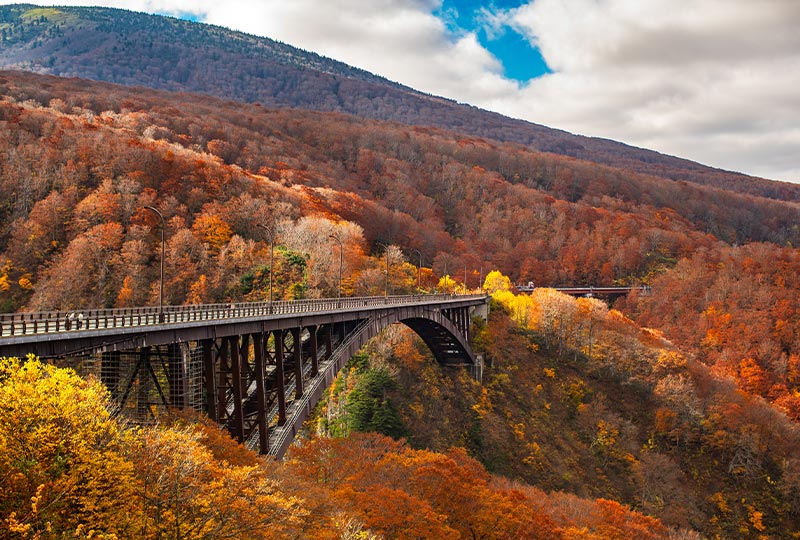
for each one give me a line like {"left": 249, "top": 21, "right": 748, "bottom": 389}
{"left": 748, "top": 506, "right": 766, "bottom": 532}
{"left": 522, "top": 441, "right": 543, "bottom": 466}
{"left": 471, "top": 387, "right": 493, "bottom": 419}
{"left": 0, "top": 355, "right": 140, "bottom": 538}
{"left": 492, "top": 287, "right": 534, "bottom": 327}
{"left": 711, "top": 492, "right": 730, "bottom": 514}
{"left": 483, "top": 270, "right": 512, "bottom": 293}
{"left": 116, "top": 275, "right": 135, "bottom": 307}
{"left": 655, "top": 350, "right": 688, "bottom": 372}
{"left": 187, "top": 274, "right": 210, "bottom": 304}
{"left": 592, "top": 420, "right": 618, "bottom": 451}
{"left": 436, "top": 274, "right": 457, "bottom": 293}
{"left": 18, "top": 275, "right": 33, "bottom": 290}
{"left": 703, "top": 328, "right": 722, "bottom": 348}
{"left": 130, "top": 425, "right": 307, "bottom": 539}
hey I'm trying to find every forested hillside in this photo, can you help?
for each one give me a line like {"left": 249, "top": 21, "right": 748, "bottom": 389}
{"left": 2, "top": 69, "right": 800, "bottom": 538}
{"left": 1, "top": 70, "right": 799, "bottom": 412}
{"left": 2, "top": 4, "right": 799, "bottom": 201}
{"left": 318, "top": 277, "right": 800, "bottom": 538}
{"left": 1, "top": 355, "right": 685, "bottom": 540}
{"left": 5, "top": 282, "right": 797, "bottom": 538}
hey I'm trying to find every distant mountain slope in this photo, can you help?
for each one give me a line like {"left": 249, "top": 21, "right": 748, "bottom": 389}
{"left": 2, "top": 3, "right": 799, "bottom": 201}
{"left": 1, "top": 69, "right": 798, "bottom": 313}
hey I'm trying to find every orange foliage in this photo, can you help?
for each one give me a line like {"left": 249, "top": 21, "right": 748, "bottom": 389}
{"left": 286, "top": 433, "right": 563, "bottom": 539}
{"left": 191, "top": 213, "right": 233, "bottom": 250}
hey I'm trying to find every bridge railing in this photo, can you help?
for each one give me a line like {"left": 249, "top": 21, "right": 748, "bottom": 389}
{"left": 0, "top": 294, "right": 486, "bottom": 339}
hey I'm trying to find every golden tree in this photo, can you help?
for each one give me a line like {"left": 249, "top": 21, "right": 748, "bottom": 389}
{"left": 0, "top": 356, "right": 140, "bottom": 539}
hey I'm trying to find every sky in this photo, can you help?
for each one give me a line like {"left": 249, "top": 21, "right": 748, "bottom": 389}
{"left": 4, "top": 0, "right": 799, "bottom": 183}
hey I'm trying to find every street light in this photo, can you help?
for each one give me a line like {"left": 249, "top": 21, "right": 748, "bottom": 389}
{"left": 257, "top": 223, "right": 275, "bottom": 310}
{"left": 329, "top": 233, "right": 343, "bottom": 299}
{"left": 378, "top": 243, "right": 390, "bottom": 298}
{"left": 143, "top": 206, "right": 165, "bottom": 323}
{"left": 413, "top": 249, "right": 422, "bottom": 292}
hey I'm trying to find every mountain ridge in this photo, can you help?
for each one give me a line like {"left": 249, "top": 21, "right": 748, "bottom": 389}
{"left": 2, "top": 3, "right": 799, "bottom": 201}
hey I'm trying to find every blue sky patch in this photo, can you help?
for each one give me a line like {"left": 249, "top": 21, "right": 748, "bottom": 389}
{"left": 436, "top": 0, "right": 551, "bottom": 83}
{"left": 158, "top": 10, "right": 202, "bottom": 23}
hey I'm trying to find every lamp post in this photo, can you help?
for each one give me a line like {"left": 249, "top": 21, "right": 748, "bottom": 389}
{"left": 329, "top": 233, "right": 343, "bottom": 299}
{"left": 144, "top": 206, "right": 165, "bottom": 323}
{"left": 378, "top": 243, "right": 390, "bottom": 298}
{"left": 258, "top": 224, "right": 275, "bottom": 310}
{"left": 413, "top": 249, "right": 422, "bottom": 293}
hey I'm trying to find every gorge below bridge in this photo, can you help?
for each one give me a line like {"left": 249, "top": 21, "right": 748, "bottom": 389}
{"left": 0, "top": 294, "right": 488, "bottom": 457}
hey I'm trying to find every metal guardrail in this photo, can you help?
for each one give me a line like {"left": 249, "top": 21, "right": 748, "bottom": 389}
{"left": 0, "top": 294, "right": 486, "bottom": 339}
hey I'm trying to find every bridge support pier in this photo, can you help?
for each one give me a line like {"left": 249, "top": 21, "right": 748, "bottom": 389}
{"left": 253, "top": 332, "right": 269, "bottom": 454}
{"left": 202, "top": 339, "right": 216, "bottom": 421}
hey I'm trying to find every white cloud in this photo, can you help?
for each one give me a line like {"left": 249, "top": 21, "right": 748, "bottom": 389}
{"left": 503, "top": 0, "right": 800, "bottom": 182}
{"left": 194, "top": 0, "right": 518, "bottom": 102}
{"left": 3, "top": 0, "right": 799, "bottom": 182}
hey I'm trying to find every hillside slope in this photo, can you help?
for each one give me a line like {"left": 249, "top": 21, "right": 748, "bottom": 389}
{"left": 318, "top": 290, "right": 800, "bottom": 539}
{"left": 3, "top": 71, "right": 799, "bottom": 310}
{"left": 1, "top": 3, "right": 799, "bottom": 201}
{"left": 0, "top": 355, "right": 681, "bottom": 540}
{"left": 2, "top": 70, "right": 799, "bottom": 417}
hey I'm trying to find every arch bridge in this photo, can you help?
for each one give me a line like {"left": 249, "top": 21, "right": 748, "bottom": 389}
{"left": 0, "top": 294, "right": 488, "bottom": 457}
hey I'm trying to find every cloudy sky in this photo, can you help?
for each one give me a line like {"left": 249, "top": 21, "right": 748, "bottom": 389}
{"left": 5, "top": 0, "right": 799, "bottom": 183}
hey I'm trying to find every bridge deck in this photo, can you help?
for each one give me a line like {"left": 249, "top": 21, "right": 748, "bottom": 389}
{"left": 516, "top": 285, "right": 650, "bottom": 296}
{"left": 0, "top": 294, "right": 486, "bottom": 357}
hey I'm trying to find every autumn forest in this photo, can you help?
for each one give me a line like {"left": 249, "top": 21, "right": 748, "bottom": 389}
{"left": 1, "top": 34, "right": 800, "bottom": 540}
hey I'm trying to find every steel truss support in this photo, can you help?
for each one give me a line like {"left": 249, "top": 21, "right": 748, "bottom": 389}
{"left": 80, "top": 299, "right": 481, "bottom": 457}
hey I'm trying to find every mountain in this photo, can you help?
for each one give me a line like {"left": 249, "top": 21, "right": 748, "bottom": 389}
{"left": 2, "top": 3, "right": 800, "bottom": 202}
{"left": 2, "top": 7, "right": 800, "bottom": 538}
